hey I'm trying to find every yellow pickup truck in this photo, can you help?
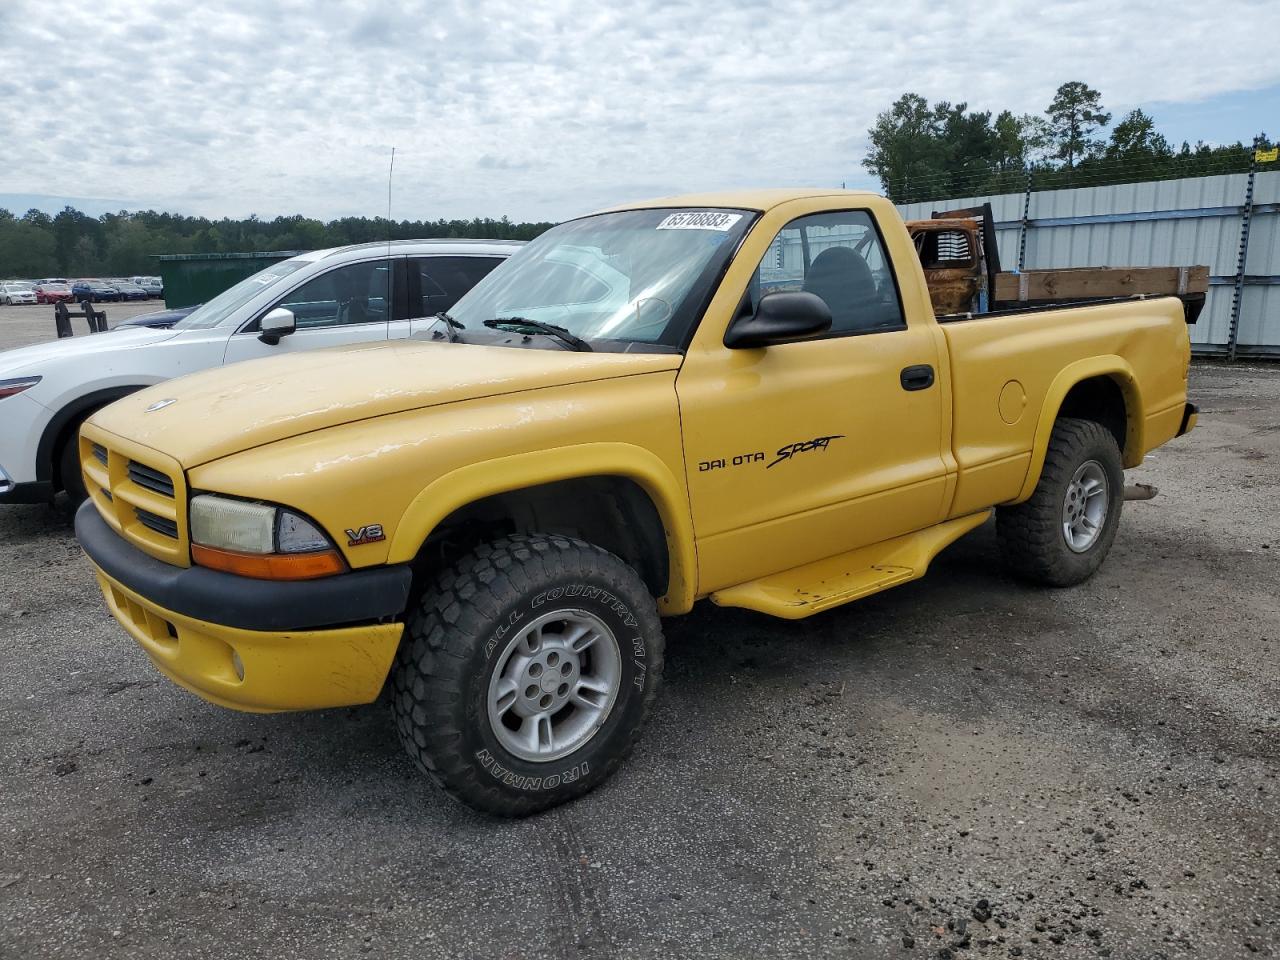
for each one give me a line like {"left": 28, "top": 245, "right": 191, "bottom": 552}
{"left": 74, "top": 189, "right": 1197, "bottom": 815}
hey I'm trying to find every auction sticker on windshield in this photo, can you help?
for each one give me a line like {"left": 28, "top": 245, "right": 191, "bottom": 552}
{"left": 656, "top": 211, "right": 744, "bottom": 231}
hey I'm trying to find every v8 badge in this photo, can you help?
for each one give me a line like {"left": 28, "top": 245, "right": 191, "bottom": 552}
{"left": 345, "top": 523, "right": 386, "bottom": 546}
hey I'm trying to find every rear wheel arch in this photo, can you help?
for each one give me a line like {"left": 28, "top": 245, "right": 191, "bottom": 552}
{"left": 1057, "top": 374, "right": 1134, "bottom": 459}
{"left": 1014, "top": 359, "right": 1143, "bottom": 503}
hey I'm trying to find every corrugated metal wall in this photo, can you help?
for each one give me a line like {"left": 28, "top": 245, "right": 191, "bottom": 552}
{"left": 897, "top": 171, "right": 1280, "bottom": 356}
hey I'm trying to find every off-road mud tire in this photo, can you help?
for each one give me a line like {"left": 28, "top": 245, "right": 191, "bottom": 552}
{"left": 997, "top": 417, "right": 1124, "bottom": 587}
{"left": 390, "top": 534, "right": 664, "bottom": 816}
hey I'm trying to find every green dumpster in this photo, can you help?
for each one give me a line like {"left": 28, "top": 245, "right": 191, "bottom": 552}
{"left": 154, "top": 251, "right": 304, "bottom": 309}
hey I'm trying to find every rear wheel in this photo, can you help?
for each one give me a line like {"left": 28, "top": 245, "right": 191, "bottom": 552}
{"left": 996, "top": 418, "right": 1124, "bottom": 587}
{"left": 390, "top": 534, "right": 665, "bottom": 816}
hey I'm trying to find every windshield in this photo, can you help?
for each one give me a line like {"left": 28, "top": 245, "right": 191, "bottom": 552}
{"left": 447, "top": 208, "right": 753, "bottom": 347}
{"left": 172, "top": 259, "right": 309, "bottom": 330}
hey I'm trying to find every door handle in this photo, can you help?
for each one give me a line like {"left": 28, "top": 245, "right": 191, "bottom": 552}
{"left": 900, "top": 364, "right": 935, "bottom": 391}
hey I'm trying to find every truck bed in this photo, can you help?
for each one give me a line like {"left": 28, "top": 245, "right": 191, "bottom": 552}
{"left": 935, "top": 291, "right": 1202, "bottom": 325}
{"left": 992, "top": 265, "right": 1208, "bottom": 304}
{"left": 907, "top": 211, "right": 1207, "bottom": 322}
{"left": 937, "top": 295, "right": 1192, "bottom": 518}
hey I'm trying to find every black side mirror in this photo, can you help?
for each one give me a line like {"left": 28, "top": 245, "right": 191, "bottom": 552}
{"left": 723, "top": 291, "right": 832, "bottom": 349}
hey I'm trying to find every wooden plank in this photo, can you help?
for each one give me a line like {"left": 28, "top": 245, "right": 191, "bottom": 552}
{"left": 994, "top": 265, "right": 1209, "bottom": 302}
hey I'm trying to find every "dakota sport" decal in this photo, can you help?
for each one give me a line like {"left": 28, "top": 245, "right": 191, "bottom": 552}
{"left": 697, "top": 435, "right": 845, "bottom": 472}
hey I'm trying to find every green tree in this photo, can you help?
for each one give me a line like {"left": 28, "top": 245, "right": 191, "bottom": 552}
{"left": 1106, "top": 109, "right": 1173, "bottom": 160}
{"left": 1045, "top": 81, "right": 1111, "bottom": 168}
{"left": 863, "top": 84, "right": 1254, "bottom": 199}
{"left": 863, "top": 93, "right": 949, "bottom": 203}
{"left": 1017, "top": 114, "right": 1056, "bottom": 165}
{"left": 991, "top": 110, "right": 1030, "bottom": 170}
{"left": 0, "top": 213, "right": 56, "bottom": 277}
{"left": 0, "top": 204, "right": 555, "bottom": 280}
{"left": 864, "top": 95, "right": 1037, "bottom": 201}
{"left": 52, "top": 207, "right": 101, "bottom": 273}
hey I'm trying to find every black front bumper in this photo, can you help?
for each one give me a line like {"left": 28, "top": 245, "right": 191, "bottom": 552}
{"left": 75, "top": 501, "right": 413, "bottom": 632}
{"left": 0, "top": 480, "right": 55, "bottom": 505}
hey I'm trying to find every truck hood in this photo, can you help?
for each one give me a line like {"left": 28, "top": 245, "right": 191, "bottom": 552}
{"left": 89, "top": 338, "right": 683, "bottom": 468}
{"left": 0, "top": 326, "right": 180, "bottom": 378}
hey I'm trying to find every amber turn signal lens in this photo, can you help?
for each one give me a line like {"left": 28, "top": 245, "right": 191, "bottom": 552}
{"left": 191, "top": 544, "right": 346, "bottom": 581}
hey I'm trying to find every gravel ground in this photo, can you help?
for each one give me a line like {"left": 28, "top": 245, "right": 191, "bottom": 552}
{"left": 0, "top": 361, "right": 1277, "bottom": 960}
{"left": 0, "top": 300, "right": 169, "bottom": 348}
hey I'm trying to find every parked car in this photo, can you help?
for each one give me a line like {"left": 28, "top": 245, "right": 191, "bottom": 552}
{"left": 0, "top": 239, "right": 520, "bottom": 505}
{"left": 112, "top": 280, "right": 150, "bottom": 302}
{"left": 1, "top": 282, "right": 37, "bottom": 305}
{"left": 67, "top": 189, "right": 1199, "bottom": 816}
{"left": 112, "top": 305, "right": 198, "bottom": 329}
{"left": 34, "top": 282, "right": 74, "bottom": 304}
{"left": 70, "top": 279, "right": 121, "bottom": 303}
{"left": 131, "top": 276, "right": 164, "bottom": 298}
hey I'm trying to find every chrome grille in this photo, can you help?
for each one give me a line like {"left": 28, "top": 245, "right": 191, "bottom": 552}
{"left": 127, "top": 461, "right": 175, "bottom": 498}
{"left": 135, "top": 508, "right": 178, "bottom": 539}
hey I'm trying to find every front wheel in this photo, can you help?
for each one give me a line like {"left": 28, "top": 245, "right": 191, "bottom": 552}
{"left": 390, "top": 534, "right": 665, "bottom": 816}
{"left": 996, "top": 418, "right": 1124, "bottom": 587}
{"left": 58, "top": 433, "right": 89, "bottom": 505}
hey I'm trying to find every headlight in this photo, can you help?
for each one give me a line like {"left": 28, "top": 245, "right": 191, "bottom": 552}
{"left": 190, "top": 496, "right": 276, "bottom": 552}
{"left": 0, "top": 376, "right": 41, "bottom": 400}
{"left": 189, "top": 494, "right": 345, "bottom": 580}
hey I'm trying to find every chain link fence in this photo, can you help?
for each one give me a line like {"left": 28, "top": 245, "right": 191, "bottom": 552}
{"left": 896, "top": 159, "right": 1280, "bottom": 358}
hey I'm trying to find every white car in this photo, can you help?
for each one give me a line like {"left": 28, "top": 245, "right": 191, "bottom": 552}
{"left": 130, "top": 276, "right": 164, "bottom": 298}
{"left": 0, "top": 239, "right": 521, "bottom": 504}
{"left": 1, "top": 282, "right": 37, "bottom": 305}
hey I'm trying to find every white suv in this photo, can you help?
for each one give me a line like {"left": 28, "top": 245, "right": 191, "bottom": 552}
{"left": 0, "top": 239, "right": 521, "bottom": 503}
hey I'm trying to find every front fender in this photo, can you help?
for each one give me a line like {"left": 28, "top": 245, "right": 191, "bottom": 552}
{"left": 387, "top": 442, "right": 698, "bottom": 615}
{"left": 1012, "top": 355, "right": 1143, "bottom": 504}
{"left": 36, "top": 385, "right": 152, "bottom": 483}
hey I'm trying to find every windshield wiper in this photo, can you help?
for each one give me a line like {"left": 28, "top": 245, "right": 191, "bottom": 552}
{"left": 431, "top": 311, "right": 464, "bottom": 343}
{"left": 483, "top": 317, "right": 593, "bottom": 352}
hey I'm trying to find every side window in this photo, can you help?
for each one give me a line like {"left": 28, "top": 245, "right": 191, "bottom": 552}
{"left": 752, "top": 210, "right": 905, "bottom": 335}
{"left": 415, "top": 256, "right": 503, "bottom": 317}
{"left": 273, "top": 260, "right": 390, "bottom": 329}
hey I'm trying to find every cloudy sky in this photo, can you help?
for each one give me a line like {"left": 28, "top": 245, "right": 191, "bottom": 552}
{"left": 1, "top": 0, "right": 1277, "bottom": 223}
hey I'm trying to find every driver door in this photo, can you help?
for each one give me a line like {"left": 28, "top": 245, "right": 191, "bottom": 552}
{"left": 675, "top": 208, "right": 949, "bottom": 593}
{"left": 223, "top": 258, "right": 394, "bottom": 364}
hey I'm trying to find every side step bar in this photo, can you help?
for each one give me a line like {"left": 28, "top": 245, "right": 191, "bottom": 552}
{"left": 710, "top": 510, "right": 992, "bottom": 620}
